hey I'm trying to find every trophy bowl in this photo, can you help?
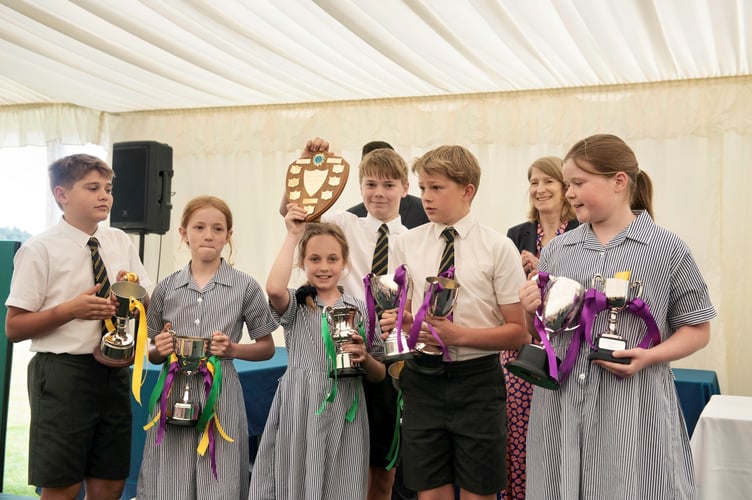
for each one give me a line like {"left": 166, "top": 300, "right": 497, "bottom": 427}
{"left": 369, "top": 268, "right": 416, "bottom": 361}
{"left": 168, "top": 335, "right": 210, "bottom": 426}
{"left": 388, "top": 360, "right": 405, "bottom": 392}
{"left": 326, "top": 306, "right": 366, "bottom": 377}
{"left": 94, "top": 280, "right": 147, "bottom": 367}
{"left": 414, "top": 276, "right": 460, "bottom": 360}
{"left": 425, "top": 276, "right": 460, "bottom": 319}
{"left": 505, "top": 275, "right": 584, "bottom": 389}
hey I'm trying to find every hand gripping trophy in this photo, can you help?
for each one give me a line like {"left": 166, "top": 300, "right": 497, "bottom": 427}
{"left": 588, "top": 271, "right": 643, "bottom": 365}
{"left": 505, "top": 273, "right": 585, "bottom": 389}
{"left": 365, "top": 264, "right": 417, "bottom": 361}
{"left": 324, "top": 305, "right": 366, "bottom": 377}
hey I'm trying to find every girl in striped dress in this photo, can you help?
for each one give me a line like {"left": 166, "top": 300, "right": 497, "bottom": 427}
{"left": 137, "top": 196, "right": 278, "bottom": 500}
{"left": 249, "top": 206, "right": 386, "bottom": 500}
{"left": 518, "top": 135, "right": 715, "bottom": 500}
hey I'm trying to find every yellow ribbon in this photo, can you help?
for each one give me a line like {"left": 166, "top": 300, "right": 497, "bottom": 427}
{"left": 130, "top": 298, "right": 148, "bottom": 404}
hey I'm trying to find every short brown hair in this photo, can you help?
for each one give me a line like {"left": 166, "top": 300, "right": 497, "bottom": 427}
{"left": 48, "top": 154, "right": 113, "bottom": 209}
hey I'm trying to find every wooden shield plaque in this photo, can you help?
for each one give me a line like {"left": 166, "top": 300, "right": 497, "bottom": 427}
{"left": 286, "top": 151, "right": 350, "bottom": 221}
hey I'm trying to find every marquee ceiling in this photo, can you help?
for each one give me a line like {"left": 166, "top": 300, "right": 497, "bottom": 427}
{"left": 0, "top": 0, "right": 750, "bottom": 113}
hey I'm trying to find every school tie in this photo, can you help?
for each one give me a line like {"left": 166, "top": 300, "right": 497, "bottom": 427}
{"left": 87, "top": 237, "right": 111, "bottom": 299}
{"left": 438, "top": 227, "right": 456, "bottom": 274}
{"left": 371, "top": 223, "right": 389, "bottom": 276}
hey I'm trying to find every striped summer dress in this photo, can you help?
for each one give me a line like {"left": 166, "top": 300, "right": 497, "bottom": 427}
{"left": 137, "top": 260, "right": 279, "bottom": 500}
{"left": 248, "top": 289, "right": 384, "bottom": 500}
{"left": 525, "top": 211, "right": 716, "bottom": 500}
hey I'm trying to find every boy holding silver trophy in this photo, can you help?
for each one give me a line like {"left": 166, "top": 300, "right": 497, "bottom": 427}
{"left": 387, "top": 145, "right": 528, "bottom": 499}
{"left": 5, "top": 154, "right": 152, "bottom": 499}
{"left": 518, "top": 134, "right": 716, "bottom": 499}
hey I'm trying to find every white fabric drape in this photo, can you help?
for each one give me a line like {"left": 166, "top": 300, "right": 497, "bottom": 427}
{"left": 0, "top": 76, "right": 749, "bottom": 395}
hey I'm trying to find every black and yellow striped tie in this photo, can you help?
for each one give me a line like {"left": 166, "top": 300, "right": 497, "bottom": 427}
{"left": 88, "top": 237, "right": 111, "bottom": 299}
{"left": 438, "top": 227, "right": 456, "bottom": 274}
{"left": 371, "top": 224, "right": 389, "bottom": 276}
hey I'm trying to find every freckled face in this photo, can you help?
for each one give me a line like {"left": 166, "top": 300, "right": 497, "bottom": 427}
{"left": 179, "top": 207, "right": 231, "bottom": 263}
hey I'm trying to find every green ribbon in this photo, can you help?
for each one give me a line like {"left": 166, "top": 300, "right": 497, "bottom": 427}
{"left": 196, "top": 355, "right": 223, "bottom": 432}
{"left": 148, "top": 358, "right": 171, "bottom": 416}
{"left": 317, "top": 311, "right": 338, "bottom": 415}
{"left": 385, "top": 390, "right": 404, "bottom": 470}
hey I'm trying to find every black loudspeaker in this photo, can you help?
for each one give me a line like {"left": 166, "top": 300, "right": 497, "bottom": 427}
{"left": 110, "top": 141, "right": 173, "bottom": 234}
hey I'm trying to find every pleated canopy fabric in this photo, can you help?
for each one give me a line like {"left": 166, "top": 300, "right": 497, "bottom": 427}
{"left": 0, "top": 0, "right": 750, "bottom": 113}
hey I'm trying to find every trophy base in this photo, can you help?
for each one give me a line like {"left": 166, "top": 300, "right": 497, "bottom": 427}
{"left": 504, "top": 344, "right": 560, "bottom": 390}
{"left": 387, "top": 361, "right": 405, "bottom": 392}
{"left": 330, "top": 367, "right": 366, "bottom": 378}
{"left": 588, "top": 350, "right": 631, "bottom": 365}
{"left": 383, "top": 332, "right": 418, "bottom": 362}
{"left": 93, "top": 342, "right": 135, "bottom": 368}
{"left": 167, "top": 402, "right": 201, "bottom": 426}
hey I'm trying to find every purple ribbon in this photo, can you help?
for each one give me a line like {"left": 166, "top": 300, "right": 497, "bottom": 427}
{"left": 156, "top": 360, "right": 180, "bottom": 445}
{"left": 407, "top": 269, "right": 453, "bottom": 360}
{"left": 627, "top": 298, "right": 662, "bottom": 349}
{"left": 533, "top": 272, "right": 591, "bottom": 382}
{"left": 364, "top": 266, "right": 409, "bottom": 351}
{"left": 363, "top": 274, "right": 376, "bottom": 348}
{"left": 393, "top": 266, "right": 408, "bottom": 353}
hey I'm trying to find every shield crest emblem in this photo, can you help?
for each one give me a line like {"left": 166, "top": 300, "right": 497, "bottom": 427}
{"left": 285, "top": 152, "right": 350, "bottom": 221}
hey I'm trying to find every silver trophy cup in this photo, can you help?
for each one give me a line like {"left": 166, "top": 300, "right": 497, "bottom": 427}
{"left": 505, "top": 275, "right": 585, "bottom": 389}
{"left": 420, "top": 276, "right": 460, "bottom": 355}
{"left": 369, "top": 268, "right": 417, "bottom": 361}
{"left": 94, "top": 280, "right": 147, "bottom": 367}
{"left": 325, "top": 306, "right": 365, "bottom": 377}
{"left": 588, "top": 275, "right": 641, "bottom": 365}
{"left": 168, "top": 334, "right": 210, "bottom": 426}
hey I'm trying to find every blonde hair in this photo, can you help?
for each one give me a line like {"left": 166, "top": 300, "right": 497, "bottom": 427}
{"left": 358, "top": 148, "right": 409, "bottom": 185}
{"left": 412, "top": 145, "right": 481, "bottom": 201}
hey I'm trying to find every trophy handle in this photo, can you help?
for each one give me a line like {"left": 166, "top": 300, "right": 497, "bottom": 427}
{"left": 630, "top": 280, "right": 643, "bottom": 299}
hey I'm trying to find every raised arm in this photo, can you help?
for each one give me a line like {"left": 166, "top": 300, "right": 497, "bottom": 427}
{"left": 266, "top": 203, "right": 308, "bottom": 315}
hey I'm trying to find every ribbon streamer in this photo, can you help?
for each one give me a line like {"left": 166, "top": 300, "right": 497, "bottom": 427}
{"left": 130, "top": 298, "right": 148, "bottom": 404}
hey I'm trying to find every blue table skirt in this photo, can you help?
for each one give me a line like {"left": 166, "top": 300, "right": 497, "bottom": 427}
{"left": 672, "top": 368, "right": 720, "bottom": 437}
{"left": 124, "top": 347, "right": 288, "bottom": 499}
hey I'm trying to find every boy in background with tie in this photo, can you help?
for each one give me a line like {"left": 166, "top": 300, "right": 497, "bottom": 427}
{"left": 5, "top": 154, "right": 151, "bottom": 500}
{"left": 280, "top": 137, "right": 411, "bottom": 499}
{"left": 386, "top": 145, "right": 527, "bottom": 499}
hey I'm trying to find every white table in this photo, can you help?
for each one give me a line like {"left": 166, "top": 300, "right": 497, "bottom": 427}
{"left": 690, "top": 395, "right": 752, "bottom": 500}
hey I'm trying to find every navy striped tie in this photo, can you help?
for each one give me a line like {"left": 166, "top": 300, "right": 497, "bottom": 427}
{"left": 439, "top": 227, "right": 456, "bottom": 274}
{"left": 371, "top": 224, "right": 389, "bottom": 276}
{"left": 88, "top": 237, "right": 111, "bottom": 299}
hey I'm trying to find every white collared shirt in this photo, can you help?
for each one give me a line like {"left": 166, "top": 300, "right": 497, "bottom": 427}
{"left": 6, "top": 218, "right": 152, "bottom": 354}
{"left": 393, "top": 213, "right": 525, "bottom": 361}
{"left": 321, "top": 210, "right": 407, "bottom": 302}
